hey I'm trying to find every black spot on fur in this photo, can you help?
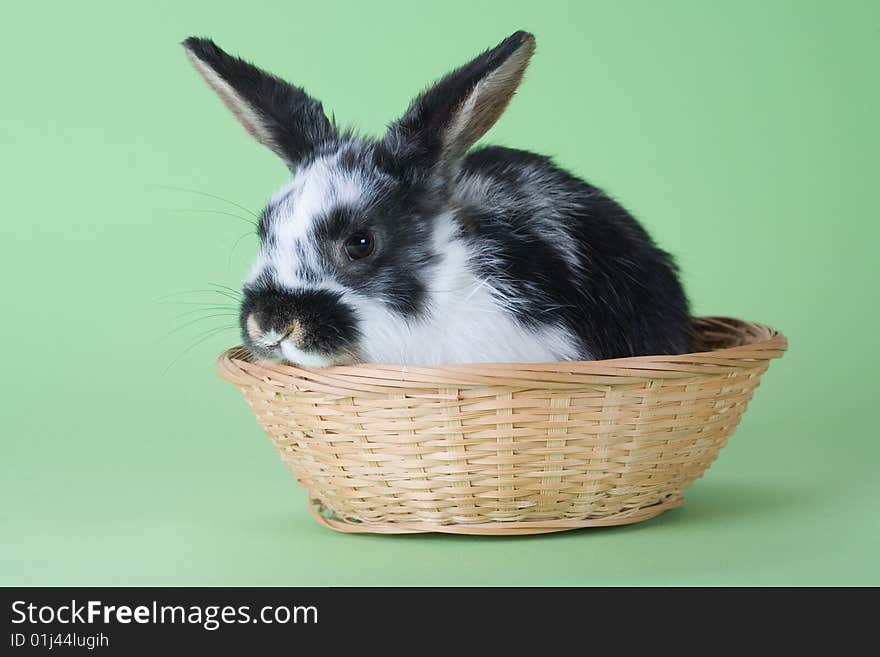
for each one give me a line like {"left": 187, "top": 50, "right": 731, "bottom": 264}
{"left": 257, "top": 207, "right": 273, "bottom": 244}
{"left": 458, "top": 146, "right": 693, "bottom": 359}
{"left": 240, "top": 285, "right": 360, "bottom": 358}
{"left": 295, "top": 144, "right": 437, "bottom": 318}
{"left": 317, "top": 206, "right": 358, "bottom": 242}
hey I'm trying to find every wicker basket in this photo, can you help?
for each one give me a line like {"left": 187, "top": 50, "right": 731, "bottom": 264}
{"left": 217, "top": 316, "right": 786, "bottom": 535}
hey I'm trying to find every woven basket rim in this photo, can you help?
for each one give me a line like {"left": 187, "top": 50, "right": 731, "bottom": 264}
{"left": 216, "top": 316, "right": 786, "bottom": 389}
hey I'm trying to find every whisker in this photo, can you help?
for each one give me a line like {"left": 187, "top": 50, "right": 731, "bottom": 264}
{"left": 158, "top": 314, "right": 241, "bottom": 344}
{"left": 155, "top": 300, "right": 238, "bottom": 307}
{"left": 174, "top": 208, "right": 257, "bottom": 227}
{"left": 161, "top": 324, "right": 238, "bottom": 375}
{"left": 209, "top": 289, "right": 243, "bottom": 303}
{"left": 157, "top": 287, "right": 242, "bottom": 304}
{"left": 226, "top": 231, "right": 256, "bottom": 270}
{"left": 153, "top": 184, "right": 261, "bottom": 220}
{"left": 208, "top": 282, "right": 244, "bottom": 297}
{"left": 169, "top": 306, "right": 240, "bottom": 321}
{"left": 155, "top": 288, "right": 241, "bottom": 302}
{"left": 187, "top": 322, "right": 240, "bottom": 344}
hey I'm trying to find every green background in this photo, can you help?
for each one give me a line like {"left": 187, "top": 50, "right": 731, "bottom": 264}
{"left": 2, "top": 0, "right": 877, "bottom": 585}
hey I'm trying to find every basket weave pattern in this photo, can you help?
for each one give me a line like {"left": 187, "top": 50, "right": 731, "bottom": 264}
{"left": 218, "top": 317, "right": 786, "bottom": 535}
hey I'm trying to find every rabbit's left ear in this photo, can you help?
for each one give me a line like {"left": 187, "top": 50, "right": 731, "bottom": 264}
{"left": 182, "top": 37, "right": 336, "bottom": 172}
{"left": 384, "top": 31, "right": 536, "bottom": 183}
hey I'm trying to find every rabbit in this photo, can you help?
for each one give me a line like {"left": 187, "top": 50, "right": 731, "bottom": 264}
{"left": 182, "top": 30, "right": 692, "bottom": 367}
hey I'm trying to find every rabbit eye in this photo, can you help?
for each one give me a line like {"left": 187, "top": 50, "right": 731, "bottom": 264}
{"left": 344, "top": 232, "right": 374, "bottom": 260}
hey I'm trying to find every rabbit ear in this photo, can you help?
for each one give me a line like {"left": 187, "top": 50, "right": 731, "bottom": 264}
{"left": 182, "top": 37, "right": 336, "bottom": 171}
{"left": 384, "top": 31, "right": 536, "bottom": 183}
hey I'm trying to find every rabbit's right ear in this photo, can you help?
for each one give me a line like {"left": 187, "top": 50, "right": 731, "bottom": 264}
{"left": 383, "top": 31, "right": 536, "bottom": 185}
{"left": 182, "top": 37, "right": 336, "bottom": 172}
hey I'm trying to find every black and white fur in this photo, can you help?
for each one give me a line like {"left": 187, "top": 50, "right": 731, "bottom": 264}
{"left": 182, "top": 31, "right": 692, "bottom": 367}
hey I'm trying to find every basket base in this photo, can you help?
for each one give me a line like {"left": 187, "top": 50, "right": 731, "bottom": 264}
{"left": 307, "top": 495, "right": 685, "bottom": 535}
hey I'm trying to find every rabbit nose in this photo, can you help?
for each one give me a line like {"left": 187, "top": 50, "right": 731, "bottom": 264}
{"left": 246, "top": 313, "right": 304, "bottom": 348}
